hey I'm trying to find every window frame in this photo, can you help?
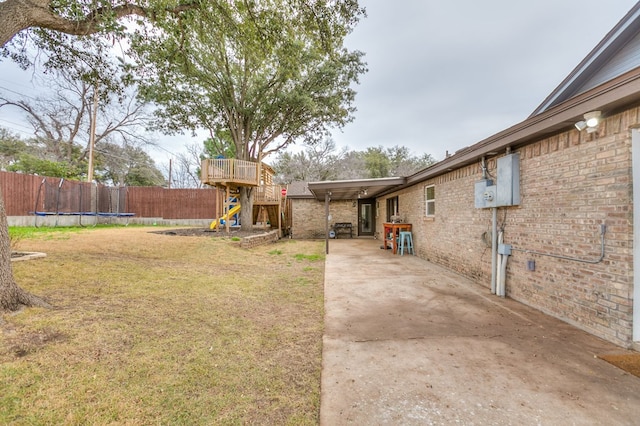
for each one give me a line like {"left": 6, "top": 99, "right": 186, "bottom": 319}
{"left": 425, "top": 185, "right": 435, "bottom": 217}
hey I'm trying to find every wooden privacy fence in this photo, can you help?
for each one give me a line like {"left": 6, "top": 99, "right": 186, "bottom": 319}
{"left": 0, "top": 171, "right": 217, "bottom": 220}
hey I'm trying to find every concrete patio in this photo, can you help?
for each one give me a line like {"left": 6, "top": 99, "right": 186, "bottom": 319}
{"left": 320, "top": 238, "right": 640, "bottom": 425}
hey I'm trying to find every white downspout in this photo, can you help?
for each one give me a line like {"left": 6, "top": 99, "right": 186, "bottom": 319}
{"left": 632, "top": 129, "right": 640, "bottom": 346}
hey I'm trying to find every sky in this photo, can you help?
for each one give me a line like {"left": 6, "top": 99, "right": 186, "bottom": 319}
{"left": 0, "top": 0, "right": 639, "bottom": 166}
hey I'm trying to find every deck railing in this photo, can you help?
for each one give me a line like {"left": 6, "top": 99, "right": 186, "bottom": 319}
{"left": 254, "top": 185, "right": 285, "bottom": 203}
{"left": 201, "top": 158, "right": 259, "bottom": 186}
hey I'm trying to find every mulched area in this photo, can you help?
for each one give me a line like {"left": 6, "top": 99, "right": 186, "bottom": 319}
{"left": 598, "top": 353, "right": 640, "bottom": 378}
{"left": 149, "top": 227, "right": 274, "bottom": 238}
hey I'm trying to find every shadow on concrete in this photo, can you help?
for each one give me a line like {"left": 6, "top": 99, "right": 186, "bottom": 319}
{"left": 321, "top": 238, "right": 640, "bottom": 425}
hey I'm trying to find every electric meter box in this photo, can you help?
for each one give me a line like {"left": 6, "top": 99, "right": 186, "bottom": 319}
{"left": 475, "top": 179, "right": 496, "bottom": 208}
{"left": 474, "top": 153, "right": 520, "bottom": 209}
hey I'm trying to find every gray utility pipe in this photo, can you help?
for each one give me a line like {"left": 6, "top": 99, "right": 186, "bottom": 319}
{"left": 490, "top": 207, "right": 497, "bottom": 294}
{"left": 497, "top": 229, "right": 509, "bottom": 298}
{"left": 511, "top": 223, "right": 606, "bottom": 264}
{"left": 498, "top": 253, "right": 509, "bottom": 297}
{"left": 501, "top": 224, "right": 606, "bottom": 297}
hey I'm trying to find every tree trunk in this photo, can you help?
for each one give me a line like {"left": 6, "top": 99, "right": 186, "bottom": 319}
{"left": 0, "top": 188, "right": 50, "bottom": 311}
{"left": 0, "top": 0, "right": 38, "bottom": 47}
{"left": 239, "top": 186, "right": 254, "bottom": 232}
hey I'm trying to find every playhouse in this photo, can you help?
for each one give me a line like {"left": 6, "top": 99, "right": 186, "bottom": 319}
{"left": 200, "top": 158, "right": 289, "bottom": 235}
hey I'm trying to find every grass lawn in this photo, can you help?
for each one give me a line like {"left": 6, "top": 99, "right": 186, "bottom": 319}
{"left": 1, "top": 226, "right": 325, "bottom": 424}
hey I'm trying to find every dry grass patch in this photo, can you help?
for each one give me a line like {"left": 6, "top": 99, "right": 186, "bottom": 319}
{"left": 598, "top": 353, "right": 640, "bottom": 378}
{"left": 1, "top": 227, "right": 325, "bottom": 424}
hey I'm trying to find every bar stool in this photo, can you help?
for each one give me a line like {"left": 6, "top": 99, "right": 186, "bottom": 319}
{"left": 399, "top": 231, "right": 414, "bottom": 255}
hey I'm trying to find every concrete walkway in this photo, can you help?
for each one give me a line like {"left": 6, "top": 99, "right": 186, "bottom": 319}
{"left": 320, "top": 238, "right": 640, "bottom": 425}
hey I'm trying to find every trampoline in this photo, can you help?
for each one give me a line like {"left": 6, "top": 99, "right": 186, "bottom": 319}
{"left": 32, "top": 178, "right": 135, "bottom": 227}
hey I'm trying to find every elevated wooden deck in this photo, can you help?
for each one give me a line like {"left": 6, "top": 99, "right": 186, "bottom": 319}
{"left": 255, "top": 185, "right": 285, "bottom": 205}
{"left": 201, "top": 158, "right": 260, "bottom": 187}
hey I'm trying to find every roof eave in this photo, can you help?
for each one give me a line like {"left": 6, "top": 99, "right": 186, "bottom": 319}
{"left": 531, "top": 2, "right": 640, "bottom": 115}
{"left": 307, "top": 177, "right": 406, "bottom": 201}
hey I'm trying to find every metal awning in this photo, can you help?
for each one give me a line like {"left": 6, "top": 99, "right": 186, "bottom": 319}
{"left": 308, "top": 177, "right": 406, "bottom": 255}
{"left": 307, "top": 177, "right": 406, "bottom": 201}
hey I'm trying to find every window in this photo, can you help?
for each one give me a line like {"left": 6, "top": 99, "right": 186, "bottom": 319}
{"left": 386, "top": 196, "right": 399, "bottom": 222}
{"left": 425, "top": 185, "right": 435, "bottom": 216}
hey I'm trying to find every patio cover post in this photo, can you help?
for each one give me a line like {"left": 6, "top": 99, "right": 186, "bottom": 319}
{"left": 325, "top": 191, "right": 331, "bottom": 254}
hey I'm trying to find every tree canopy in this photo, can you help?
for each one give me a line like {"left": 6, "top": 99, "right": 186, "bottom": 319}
{"left": 132, "top": 0, "right": 366, "bottom": 228}
{"left": 272, "top": 138, "right": 347, "bottom": 182}
{"left": 0, "top": 127, "right": 165, "bottom": 185}
{"left": 1, "top": 0, "right": 201, "bottom": 99}
{"left": 273, "top": 142, "right": 437, "bottom": 183}
{"left": 134, "top": 0, "right": 366, "bottom": 161}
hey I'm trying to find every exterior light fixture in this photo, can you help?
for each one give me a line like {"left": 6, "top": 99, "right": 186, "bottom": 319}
{"left": 575, "top": 111, "right": 601, "bottom": 133}
{"left": 585, "top": 111, "right": 600, "bottom": 127}
{"left": 575, "top": 121, "right": 588, "bottom": 131}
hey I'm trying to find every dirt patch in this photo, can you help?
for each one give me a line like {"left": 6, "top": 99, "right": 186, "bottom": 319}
{"left": 10, "top": 251, "right": 47, "bottom": 262}
{"left": 5, "top": 329, "right": 67, "bottom": 358}
{"left": 599, "top": 353, "right": 640, "bottom": 378}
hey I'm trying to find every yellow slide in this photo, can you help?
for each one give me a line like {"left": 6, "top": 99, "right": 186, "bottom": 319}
{"left": 210, "top": 204, "right": 241, "bottom": 229}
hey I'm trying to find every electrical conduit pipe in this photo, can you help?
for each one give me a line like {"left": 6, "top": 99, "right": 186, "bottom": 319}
{"left": 498, "top": 253, "right": 509, "bottom": 298}
{"left": 497, "top": 232, "right": 509, "bottom": 298}
{"left": 496, "top": 231, "right": 503, "bottom": 296}
{"left": 490, "top": 207, "right": 497, "bottom": 294}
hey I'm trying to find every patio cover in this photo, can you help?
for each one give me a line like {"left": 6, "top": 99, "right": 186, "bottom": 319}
{"left": 306, "top": 177, "right": 406, "bottom": 201}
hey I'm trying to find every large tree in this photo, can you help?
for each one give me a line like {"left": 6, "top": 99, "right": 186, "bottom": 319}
{"left": 363, "top": 145, "right": 436, "bottom": 178}
{"left": 0, "top": 72, "right": 164, "bottom": 183}
{"left": 134, "top": 0, "right": 366, "bottom": 230}
{"left": 0, "top": 0, "right": 363, "bottom": 310}
{"left": 0, "top": 0, "right": 195, "bottom": 312}
{"left": 273, "top": 142, "right": 437, "bottom": 183}
{"left": 97, "top": 141, "right": 166, "bottom": 185}
{"left": 272, "top": 138, "right": 347, "bottom": 183}
{"left": 164, "top": 142, "right": 206, "bottom": 188}
{"left": 0, "top": 127, "right": 27, "bottom": 169}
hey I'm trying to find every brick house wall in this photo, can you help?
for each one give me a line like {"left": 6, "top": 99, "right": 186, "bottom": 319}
{"left": 376, "top": 108, "right": 637, "bottom": 347}
{"left": 291, "top": 198, "right": 358, "bottom": 239}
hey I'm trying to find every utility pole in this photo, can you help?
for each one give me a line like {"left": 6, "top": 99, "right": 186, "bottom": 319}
{"left": 87, "top": 84, "right": 99, "bottom": 182}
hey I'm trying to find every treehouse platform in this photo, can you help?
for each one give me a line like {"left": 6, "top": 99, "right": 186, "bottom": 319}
{"left": 201, "top": 158, "right": 290, "bottom": 236}
{"left": 201, "top": 158, "right": 261, "bottom": 188}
